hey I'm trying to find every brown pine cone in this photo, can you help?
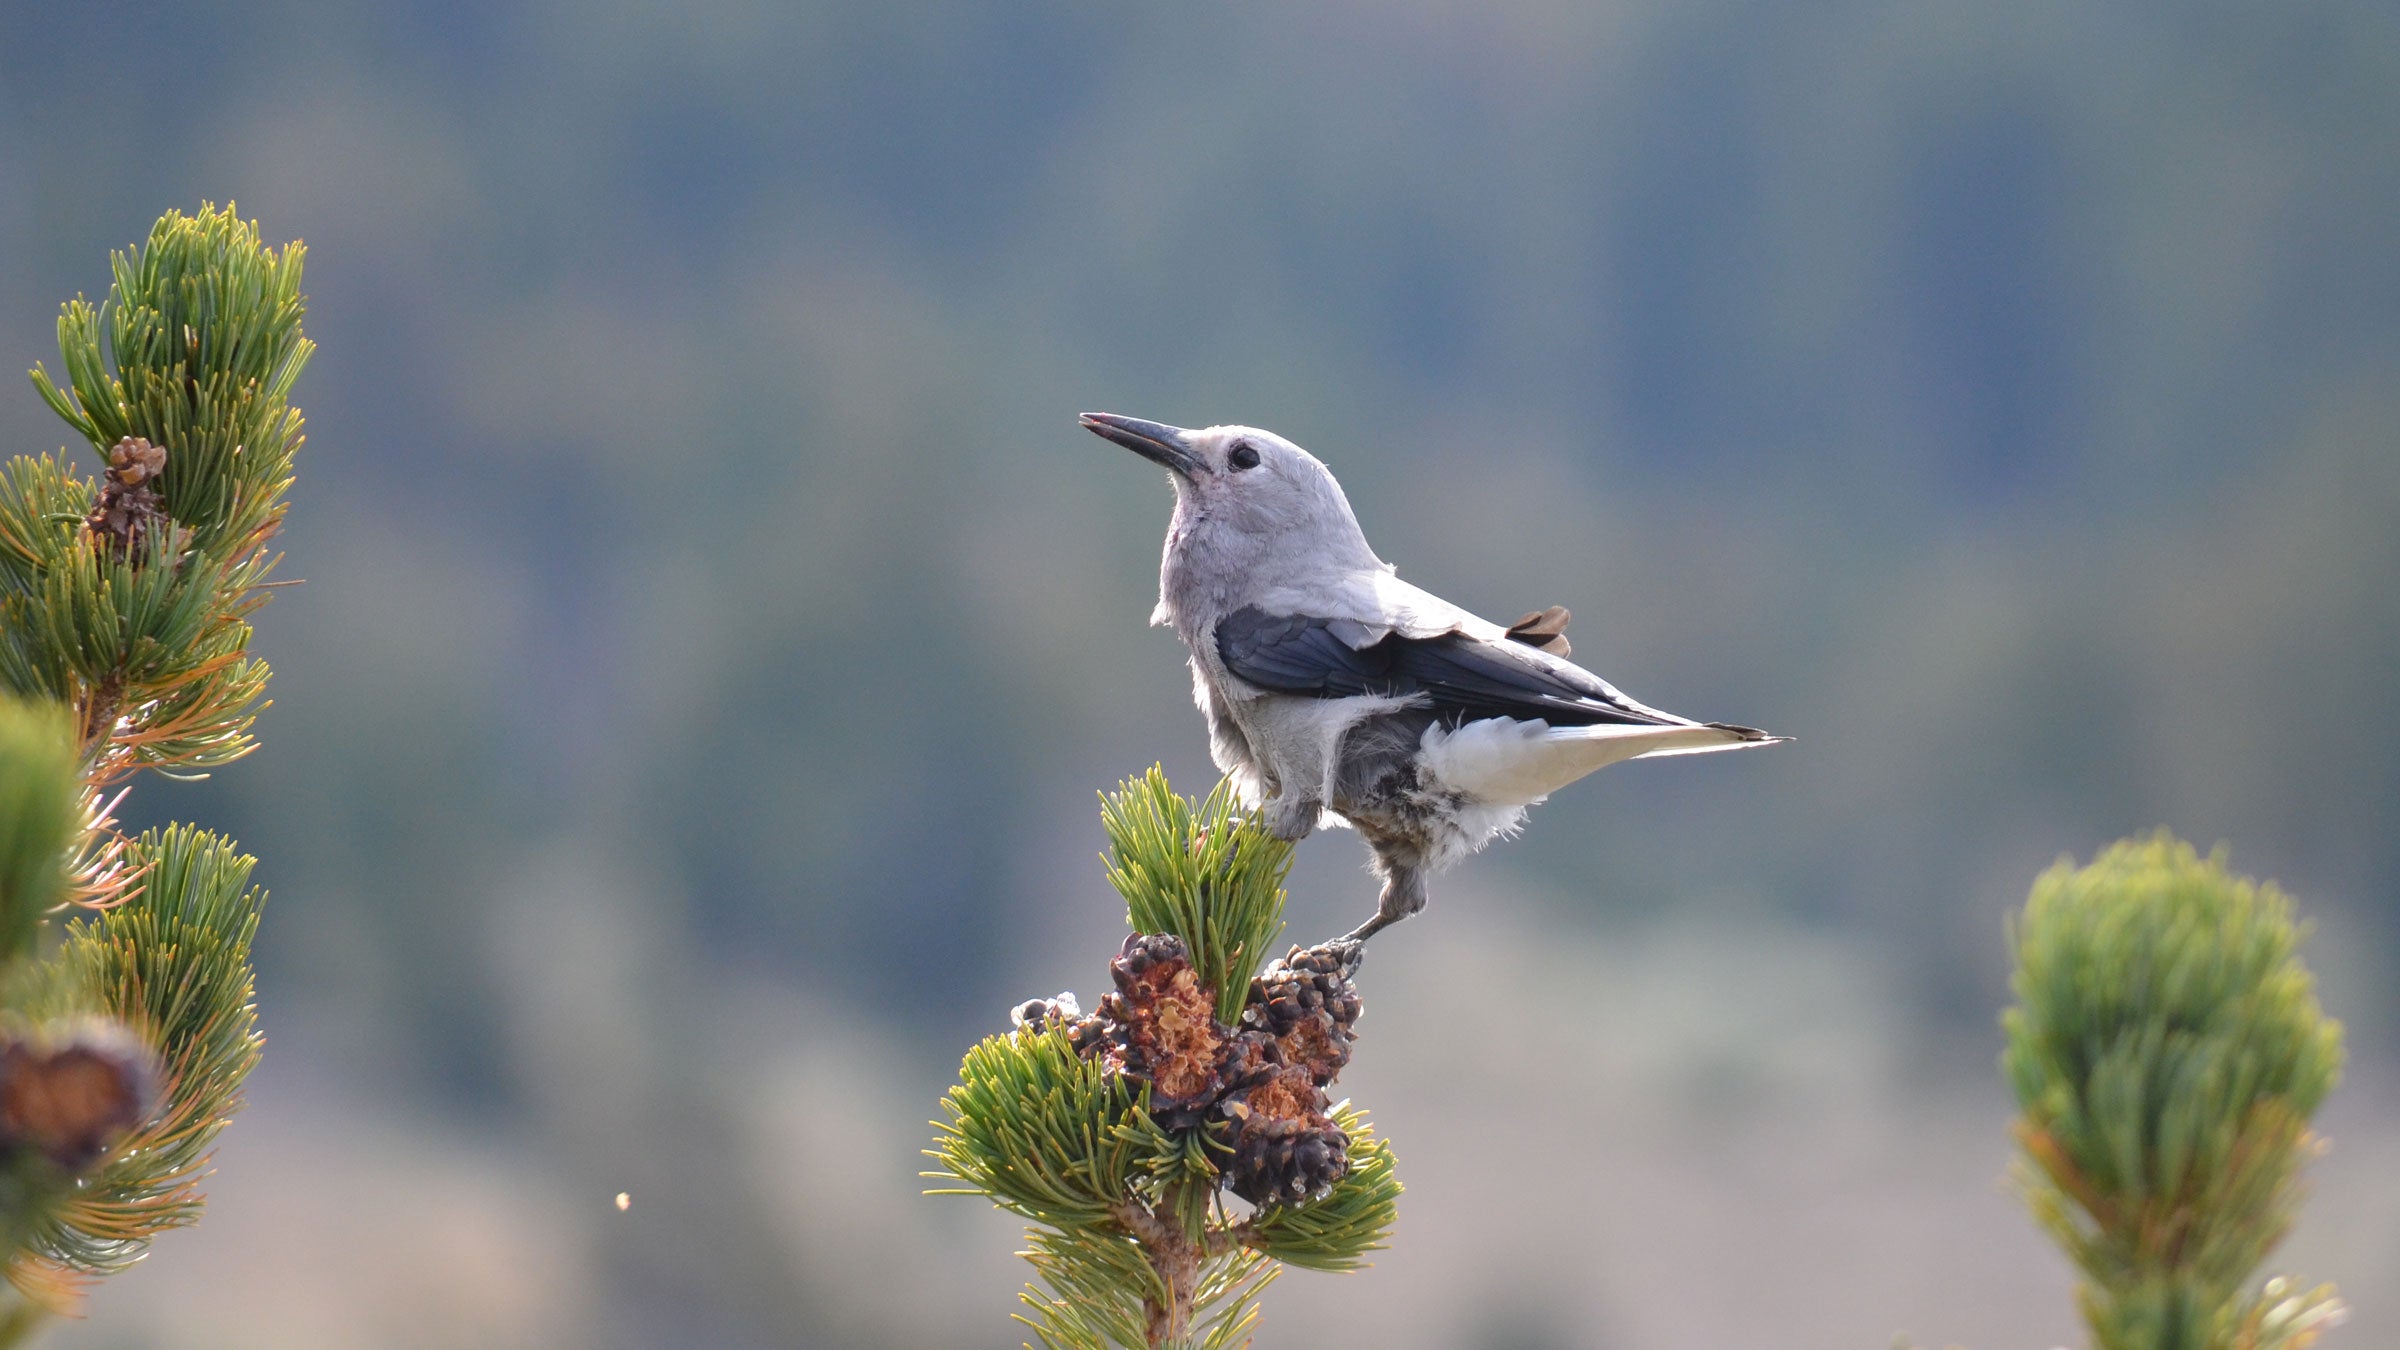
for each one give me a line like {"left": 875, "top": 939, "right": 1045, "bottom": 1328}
{"left": 1007, "top": 991, "right": 1083, "bottom": 1030}
{"left": 0, "top": 1024, "right": 157, "bottom": 1173}
{"left": 85, "top": 437, "right": 171, "bottom": 560}
{"left": 105, "top": 436, "right": 167, "bottom": 486}
{"left": 1218, "top": 1051, "right": 1349, "bottom": 1205}
{"left": 1107, "top": 933, "right": 1228, "bottom": 1130}
{"left": 1064, "top": 1013, "right": 1120, "bottom": 1063}
{"left": 1242, "top": 941, "right": 1363, "bottom": 1086}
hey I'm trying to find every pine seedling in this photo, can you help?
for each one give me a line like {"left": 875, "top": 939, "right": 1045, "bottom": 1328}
{"left": 931, "top": 768, "right": 1401, "bottom": 1348}
{"left": 2003, "top": 833, "right": 2346, "bottom": 1350}
{"left": 0, "top": 204, "right": 307, "bottom": 1334}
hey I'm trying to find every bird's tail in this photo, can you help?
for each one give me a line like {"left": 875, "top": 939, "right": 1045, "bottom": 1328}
{"left": 1421, "top": 718, "right": 1787, "bottom": 806}
{"left": 1633, "top": 721, "right": 1789, "bottom": 758}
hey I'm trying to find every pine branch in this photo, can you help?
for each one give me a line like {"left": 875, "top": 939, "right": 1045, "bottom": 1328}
{"left": 928, "top": 1024, "right": 1166, "bottom": 1233}
{"left": 31, "top": 205, "right": 309, "bottom": 551}
{"left": 935, "top": 770, "right": 1400, "bottom": 1348}
{"left": 9, "top": 203, "right": 305, "bottom": 787}
{"left": 2003, "top": 833, "right": 2346, "bottom": 1350}
{"left": 1100, "top": 769, "right": 1289, "bottom": 1025}
{"left": 0, "top": 203, "right": 307, "bottom": 1322}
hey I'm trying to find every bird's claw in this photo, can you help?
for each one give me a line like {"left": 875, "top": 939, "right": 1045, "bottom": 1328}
{"left": 1317, "top": 937, "right": 1368, "bottom": 970}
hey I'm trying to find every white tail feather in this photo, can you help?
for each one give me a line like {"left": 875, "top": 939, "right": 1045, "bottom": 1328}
{"left": 1421, "top": 718, "right": 1781, "bottom": 806}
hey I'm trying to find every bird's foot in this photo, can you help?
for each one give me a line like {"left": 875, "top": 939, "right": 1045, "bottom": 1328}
{"left": 1322, "top": 936, "right": 1365, "bottom": 964}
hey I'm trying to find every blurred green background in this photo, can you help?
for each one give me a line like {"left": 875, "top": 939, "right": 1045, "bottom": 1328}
{"left": 5, "top": 3, "right": 2397, "bottom": 1346}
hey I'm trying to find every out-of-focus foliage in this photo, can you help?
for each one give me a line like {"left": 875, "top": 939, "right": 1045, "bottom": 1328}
{"left": 2005, "top": 835, "right": 2344, "bottom": 1350}
{"left": 0, "top": 702, "right": 76, "bottom": 963}
{"left": 27, "top": 826, "right": 265, "bottom": 1281}
{"left": 32, "top": 207, "right": 309, "bottom": 544}
{"left": 0, "top": 205, "right": 296, "bottom": 1332}
{"left": 8, "top": 208, "right": 305, "bottom": 783}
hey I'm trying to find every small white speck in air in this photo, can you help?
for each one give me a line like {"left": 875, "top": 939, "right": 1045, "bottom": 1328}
{"left": 614, "top": 1192, "right": 631, "bottom": 1212}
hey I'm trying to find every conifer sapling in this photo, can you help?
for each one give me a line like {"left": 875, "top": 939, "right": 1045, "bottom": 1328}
{"left": 929, "top": 769, "right": 1401, "bottom": 1349}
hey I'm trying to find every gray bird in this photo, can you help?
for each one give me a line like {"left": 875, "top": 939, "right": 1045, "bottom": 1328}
{"left": 1083, "top": 412, "right": 1786, "bottom": 942}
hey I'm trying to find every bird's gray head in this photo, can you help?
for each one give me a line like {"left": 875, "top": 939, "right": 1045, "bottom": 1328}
{"left": 1079, "top": 413, "right": 1375, "bottom": 566}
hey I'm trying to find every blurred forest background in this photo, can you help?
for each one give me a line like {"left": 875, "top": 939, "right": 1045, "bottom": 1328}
{"left": 5, "top": 3, "right": 2398, "bottom": 1347}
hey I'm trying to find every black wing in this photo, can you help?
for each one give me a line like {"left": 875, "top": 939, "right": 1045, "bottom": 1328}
{"left": 1215, "top": 606, "right": 1676, "bottom": 728}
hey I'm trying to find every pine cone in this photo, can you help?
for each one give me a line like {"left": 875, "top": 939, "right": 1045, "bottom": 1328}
{"left": 1064, "top": 1013, "right": 1120, "bottom": 1063}
{"left": 1008, "top": 991, "right": 1083, "bottom": 1030}
{"left": 0, "top": 1025, "right": 156, "bottom": 1172}
{"left": 1243, "top": 941, "right": 1363, "bottom": 1086}
{"left": 85, "top": 437, "right": 170, "bottom": 560}
{"left": 1107, "top": 933, "right": 1228, "bottom": 1130}
{"left": 1218, "top": 1048, "right": 1349, "bottom": 1205}
{"left": 105, "top": 436, "right": 167, "bottom": 486}
{"left": 1217, "top": 1027, "right": 1286, "bottom": 1095}
{"left": 1229, "top": 1115, "right": 1350, "bottom": 1206}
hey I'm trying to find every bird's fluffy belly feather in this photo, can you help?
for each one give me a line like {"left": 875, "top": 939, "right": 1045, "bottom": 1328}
{"left": 1238, "top": 691, "right": 1416, "bottom": 800}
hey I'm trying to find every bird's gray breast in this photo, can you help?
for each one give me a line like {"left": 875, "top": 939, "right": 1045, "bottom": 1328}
{"left": 1187, "top": 652, "right": 1267, "bottom": 793}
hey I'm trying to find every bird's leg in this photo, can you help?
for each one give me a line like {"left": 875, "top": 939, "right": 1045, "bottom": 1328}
{"left": 1342, "top": 865, "right": 1427, "bottom": 943}
{"left": 1341, "top": 912, "right": 1392, "bottom": 943}
{"left": 1262, "top": 794, "right": 1321, "bottom": 842}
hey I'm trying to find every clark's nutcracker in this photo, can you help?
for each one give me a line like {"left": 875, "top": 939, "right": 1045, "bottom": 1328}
{"left": 1083, "top": 412, "right": 1786, "bottom": 942}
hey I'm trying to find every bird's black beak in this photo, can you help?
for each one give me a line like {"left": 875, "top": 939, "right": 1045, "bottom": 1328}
{"left": 1081, "top": 412, "right": 1203, "bottom": 477}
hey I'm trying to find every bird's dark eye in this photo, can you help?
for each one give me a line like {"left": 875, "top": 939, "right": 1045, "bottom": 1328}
{"left": 1227, "top": 441, "right": 1261, "bottom": 471}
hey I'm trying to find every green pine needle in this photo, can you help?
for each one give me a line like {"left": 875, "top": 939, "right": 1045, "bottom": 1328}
{"left": 21, "top": 825, "right": 265, "bottom": 1276}
{"left": 1183, "top": 1250, "right": 1276, "bottom": 1350}
{"left": 0, "top": 455, "right": 93, "bottom": 595}
{"left": 4, "top": 205, "right": 303, "bottom": 783}
{"left": 1013, "top": 1226, "right": 1276, "bottom": 1350}
{"left": 31, "top": 203, "right": 310, "bottom": 550}
{"left": 1100, "top": 769, "right": 1291, "bottom": 1024}
{"left": 1014, "top": 1224, "right": 1161, "bottom": 1349}
{"left": 926, "top": 1024, "right": 1178, "bottom": 1234}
